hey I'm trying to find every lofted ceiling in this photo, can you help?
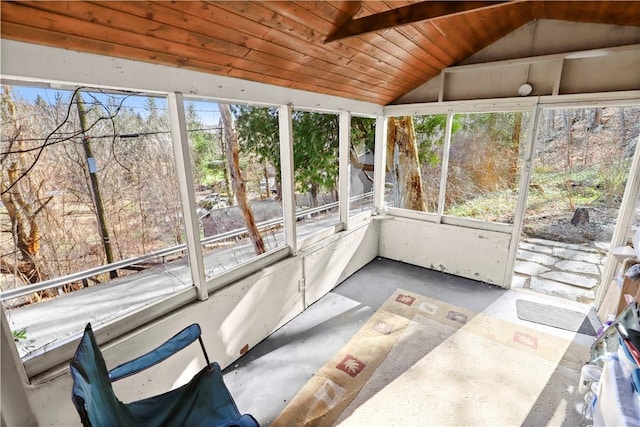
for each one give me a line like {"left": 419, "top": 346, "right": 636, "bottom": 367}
{"left": 1, "top": 1, "right": 639, "bottom": 105}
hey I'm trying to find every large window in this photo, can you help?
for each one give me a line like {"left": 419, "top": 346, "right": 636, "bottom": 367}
{"left": 292, "top": 110, "right": 341, "bottom": 242}
{"left": 385, "top": 114, "right": 447, "bottom": 213}
{"left": 385, "top": 111, "right": 530, "bottom": 225}
{"left": 2, "top": 92, "right": 371, "bottom": 363}
{"left": 445, "top": 111, "right": 531, "bottom": 223}
{"left": 188, "top": 101, "right": 285, "bottom": 279}
{"left": 1, "top": 85, "right": 189, "bottom": 357}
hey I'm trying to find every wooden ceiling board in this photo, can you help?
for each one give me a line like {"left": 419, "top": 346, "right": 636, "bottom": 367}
{"left": 103, "top": 0, "right": 364, "bottom": 93}
{"left": 98, "top": 2, "right": 264, "bottom": 48}
{"left": 461, "top": 3, "right": 530, "bottom": 53}
{"left": 264, "top": 0, "right": 419, "bottom": 85}
{"left": 240, "top": 49, "right": 397, "bottom": 101}
{"left": 7, "top": 1, "right": 370, "bottom": 101}
{"left": 268, "top": 1, "right": 431, "bottom": 82}
{"left": 264, "top": 2, "right": 430, "bottom": 93}
{"left": 1, "top": 1, "right": 639, "bottom": 105}
{"left": 214, "top": 2, "right": 407, "bottom": 83}
{"left": 365, "top": 1, "right": 457, "bottom": 66}
{"left": 1, "top": 20, "right": 232, "bottom": 74}
{"left": 27, "top": 1, "right": 250, "bottom": 60}
{"left": 3, "top": 2, "right": 239, "bottom": 67}
{"left": 356, "top": 2, "right": 448, "bottom": 69}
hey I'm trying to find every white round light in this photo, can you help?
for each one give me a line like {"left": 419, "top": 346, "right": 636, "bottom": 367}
{"left": 518, "top": 83, "right": 533, "bottom": 96}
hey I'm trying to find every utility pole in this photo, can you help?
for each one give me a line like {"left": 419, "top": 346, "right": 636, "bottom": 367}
{"left": 75, "top": 91, "right": 117, "bottom": 279}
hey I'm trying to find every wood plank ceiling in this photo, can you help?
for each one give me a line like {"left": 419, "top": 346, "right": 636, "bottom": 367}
{"left": 2, "top": 1, "right": 639, "bottom": 105}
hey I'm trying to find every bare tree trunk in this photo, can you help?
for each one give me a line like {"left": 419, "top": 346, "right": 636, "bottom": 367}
{"left": 2, "top": 163, "right": 42, "bottom": 284}
{"left": 75, "top": 92, "right": 117, "bottom": 279}
{"left": 386, "top": 116, "right": 427, "bottom": 211}
{"left": 263, "top": 163, "right": 270, "bottom": 199}
{"left": 589, "top": 108, "right": 602, "bottom": 131}
{"left": 275, "top": 180, "right": 282, "bottom": 201}
{"left": 309, "top": 183, "right": 319, "bottom": 208}
{"left": 619, "top": 109, "right": 626, "bottom": 145}
{"left": 219, "top": 127, "right": 234, "bottom": 205}
{"left": 563, "top": 110, "right": 575, "bottom": 210}
{"left": 0, "top": 91, "right": 44, "bottom": 285}
{"left": 219, "top": 104, "right": 265, "bottom": 255}
{"left": 508, "top": 112, "right": 522, "bottom": 187}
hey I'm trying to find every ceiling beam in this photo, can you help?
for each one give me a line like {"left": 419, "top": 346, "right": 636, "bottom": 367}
{"left": 325, "top": 1, "right": 510, "bottom": 43}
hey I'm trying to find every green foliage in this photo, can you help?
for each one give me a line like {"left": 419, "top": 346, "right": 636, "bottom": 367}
{"left": 527, "top": 161, "right": 630, "bottom": 213}
{"left": 12, "top": 328, "right": 27, "bottom": 342}
{"left": 414, "top": 114, "right": 459, "bottom": 167}
{"left": 444, "top": 188, "right": 518, "bottom": 224}
{"left": 234, "top": 107, "right": 350, "bottom": 197}
{"left": 233, "top": 105, "right": 281, "bottom": 179}
{"left": 292, "top": 111, "right": 339, "bottom": 194}
{"left": 351, "top": 116, "right": 376, "bottom": 153}
{"left": 596, "top": 157, "right": 631, "bottom": 207}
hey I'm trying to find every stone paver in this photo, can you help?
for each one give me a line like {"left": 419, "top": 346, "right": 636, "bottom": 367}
{"left": 554, "top": 260, "right": 600, "bottom": 276}
{"left": 529, "top": 277, "right": 595, "bottom": 302}
{"left": 526, "top": 238, "right": 604, "bottom": 254}
{"left": 539, "top": 271, "right": 598, "bottom": 289}
{"left": 551, "top": 247, "right": 605, "bottom": 264}
{"left": 516, "top": 238, "right": 608, "bottom": 304}
{"left": 519, "top": 242, "right": 553, "bottom": 254}
{"left": 511, "top": 275, "right": 530, "bottom": 288}
{"left": 514, "top": 261, "right": 551, "bottom": 276}
{"left": 517, "top": 250, "right": 559, "bottom": 266}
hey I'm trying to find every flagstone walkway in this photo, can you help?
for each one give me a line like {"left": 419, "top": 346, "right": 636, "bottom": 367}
{"left": 512, "top": 238, "right": 609, "bottom": 304}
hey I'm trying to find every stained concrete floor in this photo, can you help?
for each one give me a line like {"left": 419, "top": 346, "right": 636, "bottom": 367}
{"left": 222, "top": 257, "right": 599, "bottom": 426}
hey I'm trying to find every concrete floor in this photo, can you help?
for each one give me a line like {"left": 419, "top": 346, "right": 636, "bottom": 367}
{"left": 222, "top": 257, "right": 598, "bottom": 426}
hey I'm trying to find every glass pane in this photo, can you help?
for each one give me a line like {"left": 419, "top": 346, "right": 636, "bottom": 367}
{"left": 445, "top": 111, "right": 531, "bottom": 223}
{"left": 349, "top": 116, "right": 375, "bottom": 216}
{"left": 189, "top": 102, "right": 285, "bottom": 280}
{"left": 385, "top": 114, "right": 447, "bottom": 213}
{"left": 1, "top": 85, "right": 188, "bottom": 357}
{"left": 292, "top": 110, "right": 340, "bottom": 241}
{"left": 524, "top": 106, "right": 638, "bottom": 244}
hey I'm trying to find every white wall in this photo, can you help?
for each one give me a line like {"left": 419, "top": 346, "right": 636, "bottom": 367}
{"left": 378, "top": 217, "right": 512, "bottom": 287}
{"left": 10, "top": 222, "right": 377, "bottom": 426}
{"left": 1, "top": 311, "right": 37, "bottom": 427}
{"left": 395, "top": 20, "right": 640, "bottom": 104}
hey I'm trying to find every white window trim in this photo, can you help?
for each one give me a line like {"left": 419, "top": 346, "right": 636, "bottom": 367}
{"left": 168, "top": 92, "right": 208, "bottom": 301}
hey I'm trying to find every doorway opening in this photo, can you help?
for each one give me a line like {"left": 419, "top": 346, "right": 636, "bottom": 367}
{"left": 512, "top": 105, "right": 640, "bottom": 305}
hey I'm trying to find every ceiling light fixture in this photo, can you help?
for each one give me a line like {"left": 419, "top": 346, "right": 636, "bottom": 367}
{"left": 518, "top": 83, "right": 533, "bottom": 97}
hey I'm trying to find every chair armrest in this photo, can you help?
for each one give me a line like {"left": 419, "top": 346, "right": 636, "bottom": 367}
{"left": 108, "top": 324, "right": 202, "bottom": 382}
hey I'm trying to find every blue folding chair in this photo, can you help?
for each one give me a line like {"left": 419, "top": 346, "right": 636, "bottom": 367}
{"left": 70, "top": 323, "right": 259, "bottom": 427}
